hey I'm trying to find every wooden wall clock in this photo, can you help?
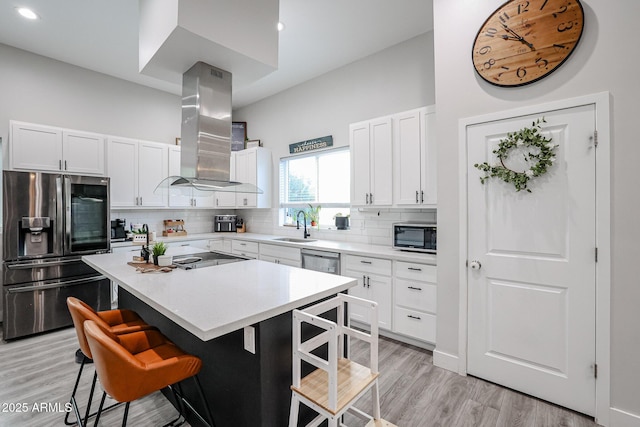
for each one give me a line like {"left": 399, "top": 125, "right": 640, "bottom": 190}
{"left": 472, "top": 0, "right": 584, "bottom": 87}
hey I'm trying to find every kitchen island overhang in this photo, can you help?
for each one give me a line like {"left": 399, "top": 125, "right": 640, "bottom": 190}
{"left": 81, "top": 248, "right": 357, "bottom": 426}
{"left": 82, "top": 247, "right": 356, "bottom": 341}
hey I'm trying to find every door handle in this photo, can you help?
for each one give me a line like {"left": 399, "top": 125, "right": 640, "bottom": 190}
{"left": 7, "top": 275, "right": 106, "bottom": 293}
{"left": 469, "top": 260, "right": 482, "bottom": 270}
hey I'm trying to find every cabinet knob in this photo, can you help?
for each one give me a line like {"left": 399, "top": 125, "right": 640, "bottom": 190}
{"left": 469, "top": 260, "right": 482, "bottom": 270}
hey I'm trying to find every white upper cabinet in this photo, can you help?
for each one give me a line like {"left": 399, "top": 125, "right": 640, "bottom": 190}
{"left": 350, "top": 117, "right": 393, "bottom": 207}
{"left": 234, "top": 147, "right": 272, "bottom": 209}
{"left": 168, "top": 146, "right": 215, "bottom": 208}
{"left": 108, "top": 137, "right": 168, "bottom": 208}
{"left": 214, "top": 152, "right": 236, "bottom": 208}
{"left": 393, "top": 106, "right": 437, "bottom": 206}
{"left": 10, "top": 121, "right": 105, "bottom": 176}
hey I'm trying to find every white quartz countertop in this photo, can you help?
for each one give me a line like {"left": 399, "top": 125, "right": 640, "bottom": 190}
{"left": 83, "top": 246, "right": 356, "bottom": 341}
{"left": 111, "top": 231, "right": 436, "bottom": 264}
{"left": 219, "top": 232, "right": 437, "bottom": 265}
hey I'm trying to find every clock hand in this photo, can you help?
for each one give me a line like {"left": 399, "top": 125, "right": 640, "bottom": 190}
{"left": 501, "top": 23, "right": 535, "bottom": 50}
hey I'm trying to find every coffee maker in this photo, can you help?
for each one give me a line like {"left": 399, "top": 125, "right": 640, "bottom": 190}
{"left": 110, "top": 218, "right": 126, "bottom": 241}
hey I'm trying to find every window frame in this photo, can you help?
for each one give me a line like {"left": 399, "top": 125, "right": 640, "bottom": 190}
{"left": 279, "top": 146, "right": 351, "bottom": 226}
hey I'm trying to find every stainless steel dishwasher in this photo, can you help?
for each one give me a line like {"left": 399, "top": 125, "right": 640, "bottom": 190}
{"left": 301, "top": 248, "right": 341, "bottom": 275}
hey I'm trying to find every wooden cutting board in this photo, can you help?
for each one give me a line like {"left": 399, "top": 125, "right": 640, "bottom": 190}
{"left": 127, "top": 262, "right": 176, "bottom": 273}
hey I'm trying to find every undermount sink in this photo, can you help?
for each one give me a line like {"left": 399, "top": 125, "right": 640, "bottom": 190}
{"left": 272, "top": 237, "right": 317, "bottom": 243}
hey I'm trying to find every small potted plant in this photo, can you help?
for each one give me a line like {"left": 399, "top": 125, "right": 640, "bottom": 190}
{"left": 307, "top": 204, "right": 321, "bottom": 228}
{"left": 151, "top": 241, "right": 168, "bottom": 265}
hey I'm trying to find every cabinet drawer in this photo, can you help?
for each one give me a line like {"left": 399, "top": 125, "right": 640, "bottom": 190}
{"left": 344, "top": 255, "right": 391, "bottom": 276}
{"left": 231, "top": 240, "right": 259, "bottom": 254}
{"left": 394, "top": 261, "right": 436, "bottom": 282}
{"left": 394, "top": 307, "right": 436, "bottom": 343}
{"left": 259, "top": 243, "right": 301, "bottom": 261}
{"left": 395, "top": 278, "right": 436, "bottom": 313}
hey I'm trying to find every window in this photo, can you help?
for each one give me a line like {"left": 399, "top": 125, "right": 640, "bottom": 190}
{"left": 279, "top": 147, "right": 350, "bottom": 227}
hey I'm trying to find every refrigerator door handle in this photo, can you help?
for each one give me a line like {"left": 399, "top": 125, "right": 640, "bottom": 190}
{"left": 6, "top": 258, "right": 83, "bottom": 269}
{"left": 6, "top": 275, "right": 107, "bottom": 293}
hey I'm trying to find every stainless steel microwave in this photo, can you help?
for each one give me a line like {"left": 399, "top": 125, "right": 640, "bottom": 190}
{"left": 392, "top": 223, "right": 437, "bottom": 253}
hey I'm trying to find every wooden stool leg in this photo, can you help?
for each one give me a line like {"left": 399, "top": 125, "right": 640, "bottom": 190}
{"left": 288, "top": 394, "right": 300, "bottom": 427}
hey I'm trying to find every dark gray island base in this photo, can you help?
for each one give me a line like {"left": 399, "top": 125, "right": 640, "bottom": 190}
{"left": 119, "top": 288, "right": 318, "bottom": 427}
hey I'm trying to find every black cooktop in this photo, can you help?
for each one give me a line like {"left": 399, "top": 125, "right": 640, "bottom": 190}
{"left": 172, "top": 251, "right": 248, "bottom": 269}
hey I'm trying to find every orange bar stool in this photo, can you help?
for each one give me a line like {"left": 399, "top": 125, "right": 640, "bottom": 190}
{"left": 83, "top": 319, "right": 216, "bottom": 427}
{"left": 66, "top": 297, "right": 154, "bottom": 426}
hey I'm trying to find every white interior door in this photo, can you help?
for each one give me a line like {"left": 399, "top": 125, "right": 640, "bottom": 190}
{"left": 466, "top": 105, "right": 597, "bottom": 416}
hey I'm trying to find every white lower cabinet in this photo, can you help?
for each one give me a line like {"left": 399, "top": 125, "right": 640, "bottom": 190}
{"left": 231, "top": 240, "right": 259, "bottom": 259}
{"left": 165, "top": 239, "right": 210, "bottom": 250}
{"left": 344, "top": 255, "right": 392, "bottom": 330}
{"left": 393, "top": 261, "right": 436, "bottom": 343}
{"left": 259, "top": 244, "right": 301, "bottom": 267}
{"left": 209, "top": 239, "right": 232, "bottom": 254}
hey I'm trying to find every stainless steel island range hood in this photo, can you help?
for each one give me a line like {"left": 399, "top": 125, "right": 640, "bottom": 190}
{"left": 157, "top": 62, "right": 261, "bottom": 194}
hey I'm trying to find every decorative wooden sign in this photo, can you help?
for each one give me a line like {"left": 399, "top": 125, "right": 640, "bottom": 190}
{"left": 289, "top": 135, "right": 333, "bottom": 154}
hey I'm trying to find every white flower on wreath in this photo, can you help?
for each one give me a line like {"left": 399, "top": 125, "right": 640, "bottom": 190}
{"left": 525, "top": 169, "right": 534, "bottom": 177}
{"left": 516, "top": 140, "right": 524, "bottom": 147}
{"left": 546, "top": 142, "right": 555, "bottom": 149}
{"left": 549, "top": 156, "right": 556, "bottom": 163}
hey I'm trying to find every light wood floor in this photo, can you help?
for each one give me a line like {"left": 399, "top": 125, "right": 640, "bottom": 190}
{"left": 0, "top": 326, "right": 600, "bottom": 426}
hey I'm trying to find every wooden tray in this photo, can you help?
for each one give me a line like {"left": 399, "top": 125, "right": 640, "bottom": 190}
{"left": 127, "top": 262, "right": 176, "bottom": 273}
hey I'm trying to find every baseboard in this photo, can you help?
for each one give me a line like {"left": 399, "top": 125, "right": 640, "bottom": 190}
{"left": 610, "top": 407, "right": 640, "bottom": 427}
{"left": 433, "top": 349, "right": 458, "bottom": 373}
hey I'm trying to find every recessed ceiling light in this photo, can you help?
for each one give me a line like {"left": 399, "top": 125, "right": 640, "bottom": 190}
{"left": 277, "top": 22, "right": 285, "bottom": 32}
{"left": 17, "top": 7, "right": 39, "bottom": 20}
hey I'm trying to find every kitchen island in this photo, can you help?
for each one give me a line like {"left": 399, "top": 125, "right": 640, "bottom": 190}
{"left": 83, "top": 247, "right": 356, "bottom": 427}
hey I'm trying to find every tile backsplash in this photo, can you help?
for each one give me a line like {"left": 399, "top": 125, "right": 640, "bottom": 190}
{"left": 110, "top": 209, "right": 226, "bottom": 236}
{"left": 112, "top": 208, "right": 436, "bottom": 248}
{"left": 239, "top": 208, "right": 437, "bottom": 246}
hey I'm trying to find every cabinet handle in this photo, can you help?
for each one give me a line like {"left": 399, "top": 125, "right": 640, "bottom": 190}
{"left": 408, "top": 267, "right": 422, "bottom": 271}
{"left": 369, "top": 193, "right": 373, "bottom": 204}
{"left": 140, "top": 196, "right": 142, "bottom": 205}
{"left": 416, "top": 191, "right": 419, "bottom": 203}
{"left": 216, "top": 199, "right": 219, "bottom": 206}
{"left": 408, "top": 286, "right": 423, "bottom": 291}
{"left": 240, "top": 243, "right": 246, "bottom": 246}
{"left": 64, "top": 160, "right": 67, "bottom": 170}
{"left": 367, "top": 276, "right": 370, "bottom": 288}
{"left": 59, "top": 160, "right": 62, "bottom": 170}
{"left": 362, "top": 275, "right": 367, "bottom": 287}
{"left": 421, "top": 190, "right": 424, "bottom": 203}
{"left": 360, "top": 260, "right": 372, "bottom": 264}
{"left": 407, "top": 314, "right": 421, "bottom": 320}
{"left": 365, "top": 193, "right": 369, "bottom": 204}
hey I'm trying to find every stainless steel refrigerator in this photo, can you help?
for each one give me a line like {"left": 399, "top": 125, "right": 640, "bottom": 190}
{"left": 2, "top": 171, "right": 111, "bottom": 340}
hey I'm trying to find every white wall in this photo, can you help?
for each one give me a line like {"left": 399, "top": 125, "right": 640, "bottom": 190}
{"left": 0, "top": 43, "right": 181, "bottom": 151}
{"left": 234, "top": 32, "right": 435, "bottom": 242}
{"left": 434, "top": 0, "right": 640, "bottom": 421}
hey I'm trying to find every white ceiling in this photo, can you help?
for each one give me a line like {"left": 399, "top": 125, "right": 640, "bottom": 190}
{"left": 0, "top": 0, "right": 433, "bottom": 108}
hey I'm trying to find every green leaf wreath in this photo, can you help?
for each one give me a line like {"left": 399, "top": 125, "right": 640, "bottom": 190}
{"left": 474, "top": 118, "right": 557, "bottom": 193}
